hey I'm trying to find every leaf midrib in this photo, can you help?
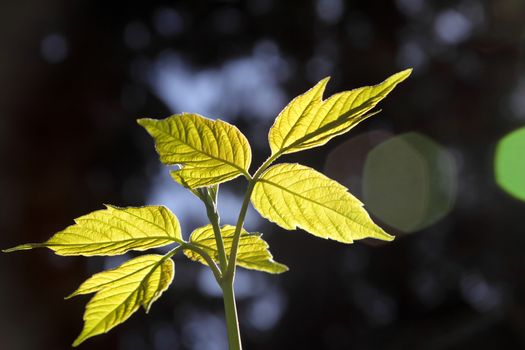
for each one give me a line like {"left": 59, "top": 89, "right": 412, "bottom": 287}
{"left": 257, "top": 177, "right": 379, "bottom": 233}
{"left": 151, "top": 122, "right": 249, "bottom": 177}
{"left": 112, "top": 207, "right": 180, "bottom": 240}
{"left": 46, "top": 236, "right": 181, "bottom": 247}
{"left": 74, "top": 260, "right": 158, "bottom": 295}
{"left": 274, "top": 74, "right": 406, "bottom": 155}
{"left": 278, "top": 100, "right": 376, "bottom": 155}
{"left": 77, "top": 258, "right": 169, "bottom": 344}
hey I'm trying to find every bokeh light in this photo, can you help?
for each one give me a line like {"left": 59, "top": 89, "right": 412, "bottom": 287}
{"left": 363, "top": 132, "right": 457, "bottom": 233}
{"left": 434, "top": 9, "right": 472, "bottom": 44}
{"left": 316, "top": 0, "right": 344, "bottom": 24}
{"left": 153, "top": 7, "right": 184, "bottom": 37}
{"left": 324, "top": 129, "right": 393, "bottom": 200}
{"left": 246, "top": 288, "right": 286, "bottom": 331}
{"left": 149, "top": 40, "right": 287, "bottom": 121}
{"left": 4, "top": 0, "right": 525, "bottom": 348}
{"left": 494, "top": 127, "right": 525, "bottom": 201}
{"left": 40, "top": 33, "right": 68, "bottom": 64}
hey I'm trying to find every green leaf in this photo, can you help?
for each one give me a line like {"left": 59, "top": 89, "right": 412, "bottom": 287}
{"left": 174, "top": 172, "right": 219, "bottom": 205}
{"left": 3, "top": 205, "right": 182, "bottom": 256}
{"left": 184, "top": 224, "right": 288, "bottom": 274}
{"left": 138, "top": 113, "right": 252, "bottom": 188}
{"left": 68, "top": 254, "right": 174, "bottom": 346}
{"left": 268, "top": 69, "right": 411, "bottom": 156}
{"left": 251, "top": 163, "right": 394, "bottom": 243}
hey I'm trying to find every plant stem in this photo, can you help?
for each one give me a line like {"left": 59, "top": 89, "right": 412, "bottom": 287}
{"left": 220, "top": 152, "right": 282, "bottom": 349}
{"left": 219, "top": 182, "right": 254, "bottom": 350}
{"left": 222, "top": 280, "right": 242, "bottom": 350}
{"left": 205, "top": 201, "right": 228, "bottom": 272}
{"left": 224, "top": 180, "right": 255, "bottom": 281}
{"left": 225, "top": 152, "right": 279, "bottom": 280}
{"left": 182, "top": 242, "right": 222, "bottom": 283}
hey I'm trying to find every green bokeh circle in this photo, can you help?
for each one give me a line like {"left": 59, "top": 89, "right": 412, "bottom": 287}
{"left": 363, "top": 132, "right": 457, "bottom": 233}
{"left": 494, "top": 127, "right": 525, "bottom": 201}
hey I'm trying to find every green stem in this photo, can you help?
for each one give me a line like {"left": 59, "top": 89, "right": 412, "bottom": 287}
{"left": 164, "top": 245, "right": 183, "bottom": 259}
{"left": 254, "top": 152, "right": 281, "bottom": 180}
{"left": 220, "top": 179, "right": 258, "bottom": 350}
{"left": 205, "top": 202, "right": 228, "bottom": 272}
{"left": 182, "top": 242, "right": 222, "bottom": 283}
{"left": 224, "top": 152, "right": 279, "bottom": 281}
{"left": 222, "top": 281, "right": 242, "bottom": 350}
{"left": 221, "top": 152, "right": 282, "bottom": 349}
{"left": 224, "top": 180, "right": 255, "bottom": 282}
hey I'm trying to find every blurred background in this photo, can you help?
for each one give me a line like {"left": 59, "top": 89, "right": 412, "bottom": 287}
{"left": 1, "top": 0, "right": 525, "bottom": 349}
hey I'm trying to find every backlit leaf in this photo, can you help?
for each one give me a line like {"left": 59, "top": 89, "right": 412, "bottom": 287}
{"left": 184, "top": 224, "right": 288, "bottom": 274}
{"left": 138, "top": 113, "right": 252, "bottom": 188}
{"left": 251, "top": 163, "right": 393, "bottom": 243}
{"left": 69, "top": 255, "right": 174, "bottom": 346}
{"left": 3, "top": 205, "right": 182, "bottom": 256}
{"left": 268, "top": 69, "right": 411, "bottom": 156}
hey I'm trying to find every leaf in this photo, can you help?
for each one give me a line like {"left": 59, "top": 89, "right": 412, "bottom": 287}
{"left": 138, "top": 113, "right": 252, "bottom": 188}
{"left": 68, "top": 254, "right": 174, "bottom": 346}
{"left": 174, "top": 173, "right": 219, "bottom": 205}
{"left": 251, "top": 163, "right": 394, "bottom": 243}
{"left": 184, "top": 224, "right": 288, "bottom": 274}
{"left": 3, "top": 205, "right": 182, "bottom": 256}
{"left": 268, "top": 69, "right": 411, "bottom": 156}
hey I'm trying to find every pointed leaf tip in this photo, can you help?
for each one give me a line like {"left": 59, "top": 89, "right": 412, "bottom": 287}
{"left": 4, "top": 206, "right": 182, "bottom": 257}
{"left": 391, "top": 68, "right": 412, "bottom": 82}
{"left": 402, "top": 67, "right": 413, "bottom": 75}
{"left": 268, "top": 69, "right": 411, "bottom": 156}
{"left": 71, "top": 255, "right": 174, "bottom": 346}
{"left": 2, "top": 247, "right": 16, "bottom": 253}
{"left": 2, "top": 243, "right": 43, "bottom": 253}
{"left": 136, "top": 117, "right": 151, "bottom": 126}
{"left": 251, "top": 163, "right": 394, "bottom": 244}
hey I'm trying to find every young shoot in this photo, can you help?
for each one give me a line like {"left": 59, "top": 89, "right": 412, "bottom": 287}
{"left": 4, "top": 69, "right": 411, "bottom": 349}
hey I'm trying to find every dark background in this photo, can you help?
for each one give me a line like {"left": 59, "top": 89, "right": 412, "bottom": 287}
{"left": 1, "top": 0, "right": 525, "bottom": 349}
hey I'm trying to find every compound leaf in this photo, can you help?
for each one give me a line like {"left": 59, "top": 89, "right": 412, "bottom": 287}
{"left": 251, "top": 163, "right": 393, "bottom": 243}
{"left": 3, "top": 205, "right": 182, "bottom": 256}
{"left": 69, "top": 254, "right": 174, "bottom": 346}
{"left": 184, "top": 224, "right": 288, "bottom": 274}
{"left": 268, "top": 69, "right": 411, "bottom": 156}
{"left": 138, "top": 113, "right": 252, "bottom": 188}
